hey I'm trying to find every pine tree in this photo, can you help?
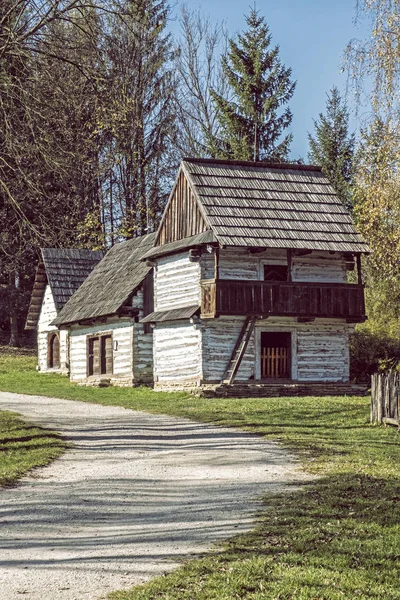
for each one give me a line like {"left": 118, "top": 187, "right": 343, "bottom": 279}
{"left": 210, "top": 8, "right": 295, "bottom": 162}
{"left": 308, "top": 87, "right": 355, "bottom": 209}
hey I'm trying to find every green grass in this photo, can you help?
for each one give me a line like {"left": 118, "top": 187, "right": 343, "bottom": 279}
{"left": 1, "top": 349, "right": 399, "bottom": 599}
{"left": 0, "top": 408, "right": 66, "bottom": 486}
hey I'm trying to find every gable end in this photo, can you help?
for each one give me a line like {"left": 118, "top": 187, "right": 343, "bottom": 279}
{"left": 156, "top": 170, "right": 209, "bottom": 246}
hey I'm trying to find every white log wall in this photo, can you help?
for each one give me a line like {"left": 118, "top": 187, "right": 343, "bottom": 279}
{"left": 201, "top": 248, "right": 346, "bottom": 283}
{"left": 37, "top": 285, "right": 67, "bottom": 372}
{"left": 155, "top": 252, "right": 201, "bottom": 310}
{"left": 153, "top": 321, "right": 202, "bottom": 384}
{"left": 132, "top": 290, "right": 153, "bottom": 383}
{"left": 69, "top": 320, "right": 133, "bottom": 383}
{"left": 202, "top": 317, "right": 255, "bottom": 382}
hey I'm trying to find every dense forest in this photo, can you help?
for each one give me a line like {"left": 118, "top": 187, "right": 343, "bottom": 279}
{"left": 1, "top": 0, "right": 400, "bottom": 378}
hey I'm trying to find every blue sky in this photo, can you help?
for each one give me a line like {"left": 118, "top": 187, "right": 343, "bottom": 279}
{"left": 169, "top": 1, "right": 371, "bottom": 160}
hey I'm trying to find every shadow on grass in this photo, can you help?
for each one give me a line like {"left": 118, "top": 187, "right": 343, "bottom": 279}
{"left": 111, "top": 473, "right": 400, "bottom": 600}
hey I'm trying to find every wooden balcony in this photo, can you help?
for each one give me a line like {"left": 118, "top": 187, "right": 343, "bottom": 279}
{"left": 200, "top": 279, "right": 366, "bottom": 321}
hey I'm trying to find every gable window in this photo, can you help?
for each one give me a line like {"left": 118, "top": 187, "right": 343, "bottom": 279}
{"left": 48, "top": 333, "right": 60, "bottom": 369}
{"left": 88, "top": 334, "right": 113, "bottom": 377}
{"left": 263, "top": 264, "right": 288, "bottom": 281}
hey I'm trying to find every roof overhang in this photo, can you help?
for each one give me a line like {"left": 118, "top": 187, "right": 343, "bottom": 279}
{"left": 142, "top": 231, "right": 216, "bottom": 261}
{"left": 140, "top": 305, "right": 200, "bottom": 324}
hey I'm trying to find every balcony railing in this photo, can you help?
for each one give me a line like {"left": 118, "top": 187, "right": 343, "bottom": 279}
{"left": 200, "top": 279, "right": 366, "bottom": 321}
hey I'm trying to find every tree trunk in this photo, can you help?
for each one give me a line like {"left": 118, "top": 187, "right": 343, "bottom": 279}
{"left": 8, "top": 271, "right": 20, "bottom": 347}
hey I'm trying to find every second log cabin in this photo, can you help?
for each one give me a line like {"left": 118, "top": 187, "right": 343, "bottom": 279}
{"left": 141, "top": 158, "right": 369, "bottom": 396}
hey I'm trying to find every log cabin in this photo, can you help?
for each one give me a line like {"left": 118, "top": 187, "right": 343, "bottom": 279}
{"left": 51, "top": 233, "right": 156, "bottom": 386}
{"left": 141, "top": 158, "right": 370, "bottom": 397}
{"left": 25, "top": 248, "right": 104, "bottom": 373}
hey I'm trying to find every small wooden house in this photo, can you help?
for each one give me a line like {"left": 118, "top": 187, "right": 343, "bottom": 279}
{"left": 25, "top": 248, "right": 104, "bottom": 373}
{"left": 141, "top": 158, "right": 369, "bottom": 396}
{"left": 52, "top": 233, "right": 155, "bottom": 386}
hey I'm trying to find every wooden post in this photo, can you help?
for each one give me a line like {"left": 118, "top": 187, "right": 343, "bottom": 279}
{"left": 214, "top": 246, "right": 220, "bottom": 281}
{"left": 287, "top": 249, "right": 292, "bottom": 282}
{"left": 358, "top": 254, "right": 362, "bottom": 285}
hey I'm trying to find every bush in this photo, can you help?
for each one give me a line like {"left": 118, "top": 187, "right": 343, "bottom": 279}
{"left": 350, "top": 330, "right": 400, "bottom": 382}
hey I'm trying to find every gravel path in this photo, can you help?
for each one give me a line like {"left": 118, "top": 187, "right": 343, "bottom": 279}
{"left": 0, "top": 391, "right": 310, "bottom": 600}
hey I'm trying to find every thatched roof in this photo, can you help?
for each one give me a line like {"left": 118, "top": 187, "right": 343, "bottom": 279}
{"left": 52, "top": 233, "right": 156, "bottom": 327}
{"left": 144, "top": 158, "right": 369, "bottom": 259}
{"left": 25, "top": 248, "right": 104, "bottom": 330}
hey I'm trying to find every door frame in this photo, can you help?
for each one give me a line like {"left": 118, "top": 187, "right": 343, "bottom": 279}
{"left": 254, "top": 326, "right": 297, "bottom": 381}
{"left": 86, "top": 331, "right": 113, "bottom": 378}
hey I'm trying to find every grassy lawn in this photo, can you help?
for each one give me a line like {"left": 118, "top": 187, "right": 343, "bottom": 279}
{"left": 0, "top": 408, "right": 66, "bottom": 486}
{"left": 1, "top": 349, "right": 399, "bottom": 599}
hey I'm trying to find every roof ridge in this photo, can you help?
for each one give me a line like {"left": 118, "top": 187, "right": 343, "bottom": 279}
{"left": 182, "top": 157, "right": 322, "bottom": 172}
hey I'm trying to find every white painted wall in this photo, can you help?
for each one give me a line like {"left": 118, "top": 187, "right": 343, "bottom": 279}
{"left": 153, "top": 248, "right": 351, "bottom": 388}
{"left": 255, "top": 318, "right": 351, "bottom": 382}
{"left": 68, "top": 320, "right": 133, "bottom": 383}
{"left": 201, "top": 247, "right": 347, "bottom": 283}
{"left": 132, "top": 290, "right": 153, "bottom": 383}
{"left": 155, "top": 252, "right": 201, "bottom": 310}
{"left": 153, "top": 321, "right": 202, "bottom": 385}
{"left": 200, "top": 317, "right": 351, "bottom": 384}
{"left": 37, "top": 285, "right": 67, "bottom": 373}
{"left": 202, "top": 317, "right": 255, "bottom": 382}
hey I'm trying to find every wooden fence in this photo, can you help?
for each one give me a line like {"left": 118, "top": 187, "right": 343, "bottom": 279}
{"left": 371, "top": 372, "right": 400, "bottom": 426}
{"left": 261, "top": 347, "right": 289, "bottom": 379}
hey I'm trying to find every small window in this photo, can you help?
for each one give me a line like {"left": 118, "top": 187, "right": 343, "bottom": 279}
{"left": 88, "top": 334, "right": 113, "bottom": 377}
{"left": 264, "top": 264, "right": 288, "bottom": 281}
{"left": 48, "top": 333, "right": 60, "bottom": 369}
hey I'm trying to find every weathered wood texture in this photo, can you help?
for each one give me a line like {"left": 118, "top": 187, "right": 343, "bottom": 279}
{"left": 153, "top": 321, "right": 202, "bottom": 384}
{"left": 261, "top": 347, "right": 288, "bottom": 378}
{"left": 181, "top": 158, "right": 369, "bottom": 253}
{"left": 371, "top": 372, "right": 400, "bottom": 425}
{"left": 200, "top": 317, "right": 351, "bottom": 384}
{"left": 202, "top": 317, "right": 255, "bottom": 383}
{"left": 156, "top": 171, "right": 209, "bottom": 246}
{"left": 132, "top": 289, "right": 153, "bottom": 383}
{"left": 67, "top": 286, "right": 153, "bottom": 386}
{"left": 201, "top": 279, "right": 365, "bottom": 320}
{"left": 154, "top": 252, "right": 201, "bottom": 311}
{"left": 201, "top": 248, "right": 347, "bottom": 282}
{"left": 37, "top": 285, "right": 68, "bottom": 373}
{"left": 69, "top": 321, "right": 133, "bottom": 384}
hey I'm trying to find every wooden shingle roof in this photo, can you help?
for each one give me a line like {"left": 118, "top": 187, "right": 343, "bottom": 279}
{"left": 25, "top": 248, "right": 104, "bottom": 330}
{"left": 147, "top": 158, "right": 369, "bottom": 256}
{"left": 52, "top": 233, "right": 156, "bottom": 326}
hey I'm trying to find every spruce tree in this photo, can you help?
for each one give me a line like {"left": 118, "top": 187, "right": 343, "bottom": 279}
{"left": 210, "top": 8, "right": 295, "bottom": 162}
{"left": 308, "top": 87, "right": 355, "bottom": 209}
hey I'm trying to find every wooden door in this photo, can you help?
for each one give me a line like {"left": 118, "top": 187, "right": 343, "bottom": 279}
{"left": 261, "top": 332, "right": 291, "bottom": 379}
{"left": 88, "top": 337, "right": 100, "bottom": 376}
{"left": 48, "top": 333, "right": 60, "bottom": 368}
{"left": 101, "top": 335, "right": 113, "bottom": 375}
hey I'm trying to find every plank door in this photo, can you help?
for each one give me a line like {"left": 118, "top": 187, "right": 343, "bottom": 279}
{"left": 101, "top": 335, "right": 113, "bottom": 375}
{"left": 88, "top": 337, "right": 100, "bottom": 376}
{"left": 48, "top": 333, "right": 60, "bottom": 369}
{"left": 261, "top": 332, "right": 291, "bottom": 379}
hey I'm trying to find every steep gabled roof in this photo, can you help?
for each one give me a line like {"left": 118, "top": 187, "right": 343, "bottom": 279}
{"left": 145, "top": 158, "right": 369, "bottom": 259}
{"left": 25, "top": 248, "right": 104, "bottom": 330}
{"left": 52, "top": 233, "right": 156, "bottom": 326}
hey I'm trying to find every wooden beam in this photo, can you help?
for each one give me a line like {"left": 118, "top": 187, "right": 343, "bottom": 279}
{"left": 287, "top": 249, "right": 292, "bottom": 282}
{"left": 356, "top": 254, "right": 363, "bottom": 285}
{"left": 214, "top": 246, "right": 220, "bottom": 280}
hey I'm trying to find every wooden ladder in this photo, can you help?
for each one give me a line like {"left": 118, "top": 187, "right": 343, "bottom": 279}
{"left": 221, "top": 317, "right": 256, "bottom": 385}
